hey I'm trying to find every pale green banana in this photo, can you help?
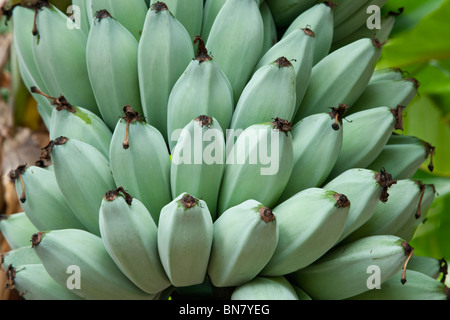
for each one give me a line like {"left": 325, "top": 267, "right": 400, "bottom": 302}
{"left": 282, "top": 2, "right": 335, "bottom": 65}
{"left": 369, "top": 67, "right": 405, "bottom": 83}
{"left": 207, "top": 200, "right": 279, "bottom": 287}
{"left": 326, "top": 106, "right": 405, "bottom": 181}
{"left": 150, "top": 0, "right": 203, "bottom": 41}
{"left": 1, "top": 246, "right": 41, "bottom": 271}
{"left": 347, "top": 269, "right": 449, "bottom": 300}
{"left": 86, "top": 9, "right": 143, "bottom": 132}
{"left": 30, "top": 87, "right": 112, "bottom": 159}
{"left": 217, "top": 119, "right": 294, "bottom": 215}
{"left": 289, "top": 235, "right": 414, "bottom": 300}
{"left": 86, "top": 0, "right": 147, "bottom": 40}
{"left": 294, "top": 37, "right": 383, "bottom": 122}
{"left": 231, "top": 276, "right": 299, "bottom": 300}
{"left": 170, "top": 116, "right": 226, "bottom": 220}
{"left": 254, "top": 28, "right": 315, "bottom": 116}
{"left": 4, "top": 264, "right": 84, "bottom": 300}
{"left": 261, "top": 188, "right": 351, "bottom": 276}
{"left": 266, "top": 0, "right": 317, "bottom": 27}
{"left": 0, "top": 212, "right": 39, "bottom": 250}
{"left": 42, "top": 137, "right": 116, "bottom": 236}
{"left": 407, "top": 256, "right": 447, "bottom": 281}
{"left": 31, "top": 229, "right": 155, "bottom": 300}
{"left": 260, "top": 1, "right": 278, "bottom": 54}
{"left": 167, "top": 37, "right": 233, "bottom": 151}
{"left": 366, "top": 134, "right": 435, "bottom": 180}
{"left": 9, "top": 164, "right": 85, "bottom": 231}
{"left": 332, "top": 0, "right": 371, "bottom": 26}
{"left": 201, "top": 0, "right": 226, "bottom": 41}
{"left": 278, "top": 105, "right": 347, "bottom": 202}
{"left": 99, "top": 187, "right": 171, "bottom": 294}
{"left": 157, "top": 193, "right": 214, "bottom": 287}
{"left": 138, "top": 2, "right": 194, "bottom": 142}
{"left": 230, "top": 57, "right": 297, "bottom": 131}
{"left": 71, "top": 0, "right": 91, "bottom": 36}
{"left": 32, "top": 3, "right": 98, "bottom": 115}
{"left": 206, "top": 0, "right": 264, "bottom": 103}
{"left": 109, "top": 106, "right": 171, "bottom": 225}
{"left": 323, "top": 168, "right": 397, "bottom": 243}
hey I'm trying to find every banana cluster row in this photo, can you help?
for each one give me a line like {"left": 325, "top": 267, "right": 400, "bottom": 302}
{"left": 0, "top": 0, "right": 446, "bottom": 300}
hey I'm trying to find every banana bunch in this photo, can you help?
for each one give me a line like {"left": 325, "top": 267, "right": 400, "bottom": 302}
{"left": 1, "top": 0, "right": 446, "bottom": 301}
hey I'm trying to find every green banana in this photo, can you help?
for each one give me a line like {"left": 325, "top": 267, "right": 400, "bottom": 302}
{"left": 0, "top": 212, "right": 39, "bottom": 250}
{"left": 254, "top": 28, "right": 315, "bottom": 116}
{"left": 366, "top": 134, "right": 436, "bottom": 180}
{"left": 201, "top": 0, "right": 226, "bottom": 41}
{"left": 71, "top": 0, "right": 91, "bottom": 36}
{"left": 99, "top": 187, "right": 171, "bottom": 294}
{"left": 323, "top": 168, "right": 397, "bottom": 243}
{"left": 30, "top": 87, "right": 112, "bottom": 160}
{"left": 347, "top": 269, "right": 449, "bottom": 300}
{"left": 31, "top": 3, "right": 98, "bottom": 115}
{"left": 326, "top": 105, "right": 405, "bottom": 181}
{"left": 170, "top": 116, "right": 226, "bottom": 220}
{"left": 31, "top": 229, "right": 155, "bottom": 300}
{"left": 348, "top": 78, "right": 419, "bottom": 115}
{"left": 261, "top": 188, "right": 351, "bottom": 276}
{"left": 41, "top": 136, "right": 116, "bottom": 236}
{"left": 282, "top": 2, "right": 336, "bottom": 65}
{"left": 167, "top": 37, "right": 234, "bottom": 151}
{"left": 230, "top": 57, "right": 297, "bottom": 132}
{"left": 206, "top": 0, "right": 264, "bottom": 103}
{"left": 9, "top": 164, "right": 85, "bottom": 231}
{"left": 289, "top": 235, "right": 414, "bottom": 300}
{"left": 217, "top": 118, "right": 294, "bottom": 215}
{"left": 138, "top": 2, "right": 194, "bottom": 142}
{"left": 150, "top": 0, "right": 203, "bottom": 41}
{"left": 86, "top": 0, "right": 147, "bottom": 40}
{"left": 265, "top": 0, "right": 317, "bottom": 27}
{"left": 278, "top": 105, "right": 347, "bottom": 202}
{"left": 332, "top": 0, "right": 371, "bottom": 26}
{"left": 86, "top": 9, "right": 143, "bottom": 132}
{"left": 294, "top": 37, "right": 383, "bottom": 122}
{"left": 407, "top": 256, "right": 447, "bottom": 281}
{"left": 207, "top": 200, "right": 279, "bottom": 287}
{"left": 1, "top": 246, "right": 41, "bottom": 271}
{"left": 369, "top": 67, "right": 405, "bottom": 83}
{"left": 260, "top": 1, "right": 278, "bottom": 54}
{"left": 157, "top": 193, "right": 214, "bottom": 287}
{"left": 109, "top": 106, "right": 171, "bottom": 225}
{"left": 4, "top": 264, "right": 84, "bottom": 300}
{"left": 231, "top": 276, "right": 299, "bottom": 300}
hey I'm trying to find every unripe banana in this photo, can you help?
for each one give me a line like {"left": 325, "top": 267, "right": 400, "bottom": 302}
{"left": 261, "top": 188, "right": 351, "bottom": 276}
{"left": 86, "top": 9, "right": 143, "bottom": 132}
{"left": 217, "top": 118, "right": 294, "bottom": 215}
{"left": 231, "top": 276, "right": 299, "bottom": 300}
{"left": 167, "top": 37, "right": 234, "bottom": 151}
{"left": 32, "top": 3, "right": 98, "bottom": 115}
{"left": 407, "top": 256, "right": 447, "bottom": 281}
{"left": 138, "top": 2, "right": 194, "bottom": 142}
{"left": 41, "top": 136, "right": 116, "bottom": 236}
{"left": 367, "top": 134, "right": 436, "bottom": 180}
{"left": 150, "top": 0, "right": 203, "bottom": 41}
{"left": 4, "top": 264, "right": 84, "bottom": 300}
{"left": 86, "top": 0, "right": 147, "bottom": 40}
{"left": 71, "top": 0, "right": 90, "bottom": 36}
{"left": 170, "top": 116, "right": 226, "bottom": 220}
{"left": 369, "top": 67, "right": 405, "bottom": 83}
{"left": 332, "top": 0, "right": 371, "bottom": 26}
{"left": 206, "top": 0, "right": 264, "bottom": 103}
{"left": 31, "top": 229, "right": 155, "bottom": 300}
{"left": 30, "top": 87, "right": 112, "bottom": 160}
{"left": 265, "top": 0, "right": 317, "bottom": 27}
{"left": 347, "top": 269, "right": 449, "bottom": 300}
{"left": 294, "top": 37, "right": 383, "bottom": 122}
{"left": 254, "top": 28, "right": 315, "bottom": 116}
{"left": 207, "top": 200, "right": 279, "bottom": 287}
{"left": 348, "top": 78, "right": 419, "bottom": 115}
{"left": 230, "top": 57, "right": 297, "bottom": 132}
{"left": 1, "top": 246, "right": 41, "bottom": 271}
{"left": 260, "top": 1, "right": 278, "bottom": 54}
{"left": 157, "top": 193, "right": 214, "bottom": 287}
{"left": 201, "top": 0, "right": 226, "bottom": 41}
{"left": 8, "top": 164, "right": 85, "bottom": 231}
{"left": 0, "top": 212, "right": 39, "bottom": 250}
{"left": 326, "top": 105, "right": 405, "bottom": 181}
{"left": 99, "top": 187, "right": 171, "bottom": 294}
{"left": 109, "top": 106, "right": 171, "bottom": 225}
{"left": 282, "top": 2, "right": 336, "bottom": 65}
{"left": 278, "top": 105, "right": 347, "bottom": 202}
{"left": 289, "top": 235, "right": 415, "bottom": 300}
{"left": 323, "top": 168, "right": 397, "bottom": 243}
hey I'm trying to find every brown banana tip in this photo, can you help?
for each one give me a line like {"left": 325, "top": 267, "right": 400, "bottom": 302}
{"left": 400, "top": 241, "right": 414, "bottom": 285}
{"left": 375, "top": 168, "right": 397, "bottom": 202}
{"left": 194, "top": 36, "right": 212, "bottom": 63}
{"left": 274, "top": 56, "right": 293, "bottom": 67}
{"left": 271, "top": 117, "right": 292, "bottom": 134}
{"left": 31, "top": 231, "right": 46, "bottom": 248}
{"left": 95, "top": 9, "right": 113, "bottom": 21}
{"left": 195, "top": 115, "right": 213, "bottom": 128}
{"left": 105, "top": 187, "right": 133, "bottom": 205}
{"left": 259, "top": 206, "right": 275, "bottom": 223}
{"left": 5, "top": 265, "right": 16, "bottom": 290}
{"left": 413, "top": 180, "right": 426, "bottom": 219}
{"left": 180, "top": 194, "right": 197, "bottom": 209}
{"left": 334, "top": 193, "right": 350, "bottom": 208}
{"left": 302, "top": 27, "right": 315, "bottom": 38}
{"left": 152, "top": 1, "right": 168, "bottom": 12}
{"left": 323, "top": 1, "right": 338, "bottom": 10}
{"left": 329, "top": 104, "right": 348, "bottom": 130}
{"left": 390, "top": 105, "right": 405, "bottom": 131}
